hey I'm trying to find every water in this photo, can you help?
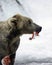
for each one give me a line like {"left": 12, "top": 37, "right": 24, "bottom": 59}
{"left": 0, "top": 0, "right": 52, "bottom": 65}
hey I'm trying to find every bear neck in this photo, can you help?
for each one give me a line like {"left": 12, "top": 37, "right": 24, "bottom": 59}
{"left": 7, "top": 27, "right": 22, "bottom": 42}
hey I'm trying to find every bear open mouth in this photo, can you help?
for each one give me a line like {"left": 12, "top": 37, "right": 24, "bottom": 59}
{"left": 29, "top": 32, "right": 39, "bottom": 40}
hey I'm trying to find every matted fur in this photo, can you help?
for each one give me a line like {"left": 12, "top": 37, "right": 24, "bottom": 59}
{"left": 0, "top": 14, "right": 42, "bottom": 65}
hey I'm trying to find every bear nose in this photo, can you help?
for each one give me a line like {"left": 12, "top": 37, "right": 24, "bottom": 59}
{"left": 39, "top": 27, "right": 42, "bottom": 31}
{"left": 36, "top": 27, "right": 42, "bottom": 32}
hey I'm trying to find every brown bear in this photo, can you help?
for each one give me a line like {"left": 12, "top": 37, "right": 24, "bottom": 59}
{"left": 0, "top": 14, "right": 42, "bottom": 65}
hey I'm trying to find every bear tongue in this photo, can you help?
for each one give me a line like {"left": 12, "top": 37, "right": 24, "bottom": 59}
{"left": 29, "top": 32, "right": 39, "bottom": 40}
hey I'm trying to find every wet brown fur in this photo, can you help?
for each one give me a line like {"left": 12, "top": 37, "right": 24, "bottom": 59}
{"left": 0, "top": 14, "right": 42, "bottom": 65}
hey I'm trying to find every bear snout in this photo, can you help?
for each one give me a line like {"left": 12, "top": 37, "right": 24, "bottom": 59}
{"left": 35, "top": 27, "right": 42, "bottom": 33}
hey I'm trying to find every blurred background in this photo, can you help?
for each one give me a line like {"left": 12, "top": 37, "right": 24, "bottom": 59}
{"left": 0, "top": 0, "right": 52, "bottom": 65}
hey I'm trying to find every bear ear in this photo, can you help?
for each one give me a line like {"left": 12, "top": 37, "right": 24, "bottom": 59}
{"left": 13, "top": 14, "right": 21, "bottom": 19}
{"left": 11, "top": 19, "right": 17, "bottom": 26}
{"left": 13, "top": 15, "right": 17, "bottom": 18}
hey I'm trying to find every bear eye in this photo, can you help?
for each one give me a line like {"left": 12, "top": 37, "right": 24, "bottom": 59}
{"left": 28, "top": 20, "right": 32, "bottom": 24}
